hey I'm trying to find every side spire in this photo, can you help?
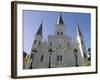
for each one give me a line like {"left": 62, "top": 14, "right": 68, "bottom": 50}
{"left": 36, "top": 22, "right": 42, "bottom": 36}
{"left": 57, "top": 13, "right": 64, "bottom": 24}
{"left": 77, "top": 24, "right": 82, "bottom": 36}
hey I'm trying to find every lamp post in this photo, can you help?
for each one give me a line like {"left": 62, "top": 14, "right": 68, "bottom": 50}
{"left": 30, "top": 49, "right": 37, "bottom": 69}
{"left": 48, "top": 49, "right": 53, "bottom": 68}
{"left": 73, "top": 48, "right": 78, "bottom": 67}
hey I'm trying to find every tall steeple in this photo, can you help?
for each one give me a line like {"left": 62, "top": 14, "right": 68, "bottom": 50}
{"left": 57, "top": 13, "right": 64, "bottom": 25}
{"left": 27, "top": 21, "right": 43, "bottom": 69}
{"left": 31, "top": 21, "right": 43, "bottom": 49}
{"left": 76, "top": 24, "right": 87, "bottom": 60}
{"left": 36, "top": 22, "right": 42, "bottom": 36}
{"left": 56, "top": 14, "right": 64, "bottom": 35}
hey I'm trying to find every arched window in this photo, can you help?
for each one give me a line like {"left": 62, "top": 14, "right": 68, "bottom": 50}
{"left": 32, "top": 49, "right": 37, "bottom": 53}
{"left": 81, "top": 40, "right": 83, "bottom": 45}
{"left": 50, "top": 42, "right": 52, "bottom": 47}
{"left": 73, "top": 48, "right": 78, "bottom": 67}
{"left": 68, "top": 42, "right": 69, "bottom": 47}
{"left": 40, "top": 55, "right": 44, "bottom": 62}
{"left": 60, "top": 55, "right": 62, "bottom": 61}
{"left": 34, "top": 40, "right": 37, "bottom": 44}
{"left": 57, "top": 55, "right": 62, "bottom": 62}
{"left": 30, "top": 54, "right": 34, "bottom": 59}
{"left": 59, "top": 44, "right": 61, "bottom": 48}
{"left": 57, "top": 56, "right": 59, "bottom": 61}
{"left": 73, "top": 48, "right": 77, "bottom": 53}
{"left": 38, "top": 41, "right": 41, "bottom": 45}
{"left": 61, "top": 32, "right": 63, "bottom": 35}
{"left": 84, "top": 53, "right": 87, "bottom": 58}
{"left": 57, "top": 31, "right": 59, "bottom": 35}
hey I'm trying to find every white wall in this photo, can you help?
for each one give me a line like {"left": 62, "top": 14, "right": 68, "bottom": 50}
{"left": 0, "top": 0, "right": 100, "bottom": 80}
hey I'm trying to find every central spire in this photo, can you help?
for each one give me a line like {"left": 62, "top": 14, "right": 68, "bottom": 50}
{"left": 55, "top": 13, "right": 64, "bottom": 35}
{"left": 36, "top": 22, "right": 42, "bottom": 36}
{"left": 57, "top": 13, "right": 64, "bottom": 24}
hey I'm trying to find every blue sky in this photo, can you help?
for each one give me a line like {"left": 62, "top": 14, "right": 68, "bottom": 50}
{"left": 23, "top": 10, "right": 91, "bottom": 54}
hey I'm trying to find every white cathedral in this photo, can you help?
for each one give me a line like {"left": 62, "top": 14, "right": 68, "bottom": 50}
{"left": 24, "top": 14, "right": 88, "bottom": 69}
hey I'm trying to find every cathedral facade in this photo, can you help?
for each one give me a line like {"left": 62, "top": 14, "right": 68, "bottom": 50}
{"left": 25, "top": 14, "right": 88, "bottom": 69}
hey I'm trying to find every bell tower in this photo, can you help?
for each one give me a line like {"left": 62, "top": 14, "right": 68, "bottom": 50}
{"left": 27, "top": 22, "right": 43, "bottom": 69}
{"left": 55, "top": 14, "right": 64, "bottom": 35}
{"left": 31, "top": 22, "right": 43, "bottom": 49}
